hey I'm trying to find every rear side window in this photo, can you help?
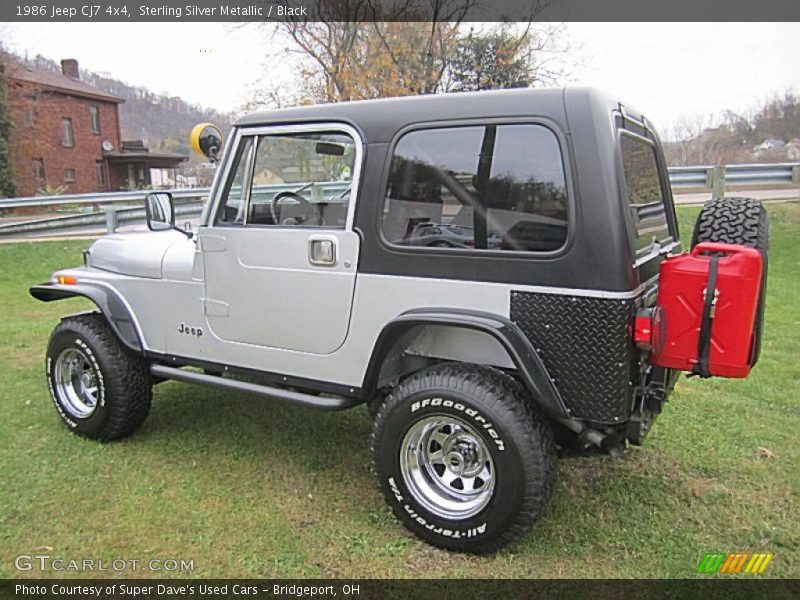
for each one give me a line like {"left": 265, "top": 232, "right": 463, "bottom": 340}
{"left": 619, "top": 133, "right": 671, "bottom": 252}
{"left": 382, "top": 124, "right": 568, "bottom": 252}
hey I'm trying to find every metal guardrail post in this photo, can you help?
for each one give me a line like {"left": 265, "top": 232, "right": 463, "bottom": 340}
{"left": 793, "top": 164, "right": 800, "bottom": 184}
{"left": 712, "top": 166, "right": 726, "bottom": 200}
{"left": 101, "top": 206, "right": 120, "bottom": 233}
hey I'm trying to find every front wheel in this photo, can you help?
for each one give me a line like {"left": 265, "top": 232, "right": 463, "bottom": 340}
{"left": 46, "top": 313, "right": 152, "bottom": 441}
{"left": 371, "top": 364, "right": 556, "bottom": 553}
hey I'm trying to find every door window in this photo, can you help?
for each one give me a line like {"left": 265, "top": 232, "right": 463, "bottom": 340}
{"left": 216, "top": 137, "right": 255, "bottom": 225}
{"left": 215, "top": 130, "right": 356, "bottom": 228}
{"left": 248, "top": 131, "right": 355, "bottom": 227}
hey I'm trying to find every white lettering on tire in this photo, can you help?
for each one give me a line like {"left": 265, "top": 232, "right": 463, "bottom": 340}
{"left": 410, "top": 398, "right": 505, "bottom": 451}
{"left": 389, "top": 477, "right": 487, "bottom": 538}
{"left": 75, "top": 339, "right": 105, "bottom": 408}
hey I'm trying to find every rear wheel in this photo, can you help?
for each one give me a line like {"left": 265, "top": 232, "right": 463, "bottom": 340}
{"left": 691, "top": 197, "right": 769, "bottom": 364}
{"left": 46, "top": 313, "right": 152, "bottom": 441}
{"left": 371, "top": 363, "right": 556, "bottom": 553}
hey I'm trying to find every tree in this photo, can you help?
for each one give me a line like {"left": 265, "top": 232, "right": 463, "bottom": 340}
{"left": 0, "top": 59, "right": 17, "bottom": 198}
{"left": 664, "top": 112, "right": 719, "bottom": 166}
{"left": 447, "top": 24, "right": 571, "bottom": 92}
{"left": 265, "top": 21, "right": 461, "bottom": 104}
{"left": 249, "top": 2, "right": 572, "bottom": 107}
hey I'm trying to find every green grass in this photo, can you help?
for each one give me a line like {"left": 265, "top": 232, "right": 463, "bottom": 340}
{"left": 1, "top": 204, "right": 798, "bottom": 579}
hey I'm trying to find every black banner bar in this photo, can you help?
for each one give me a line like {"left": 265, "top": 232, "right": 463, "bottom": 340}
{"left": 2, "top": 579, "right": 799, "bottom": 600}
{"left": 1, "top": 0, "right": 800, "bottom": 23}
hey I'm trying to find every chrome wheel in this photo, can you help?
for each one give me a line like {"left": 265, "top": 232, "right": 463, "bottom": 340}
{"left": 54, "top": 347, "right": 100, "bottom": 418}
{"left": 400, "top": 414, "right": 495, "bottom": 520}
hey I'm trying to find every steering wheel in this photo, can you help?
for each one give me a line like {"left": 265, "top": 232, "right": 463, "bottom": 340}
{"left": 270, "top": 191, "right": 321, "bottom": 226}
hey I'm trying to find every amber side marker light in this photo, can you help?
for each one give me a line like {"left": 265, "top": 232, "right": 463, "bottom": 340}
{"left": 56, "top": 275, "right": 77, "bottom": 285}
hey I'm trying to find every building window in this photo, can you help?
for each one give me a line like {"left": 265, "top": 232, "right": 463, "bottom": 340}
{"left": 24, "top": 109, "right": 36, "bottom": 126}
{"left": 61, "top": 118, "right": 74, "bottom": 147}
{"left": 64, "top": 168, "right": 76, "bottom": 183}
{"left": 32, "top": 159, "right": 46, "bottom": 180}
{"left": 89, "top": 106, "right": 101, "bottom": 134}
{"left": 96, "top": 161, "right": 106, "bottom": 187}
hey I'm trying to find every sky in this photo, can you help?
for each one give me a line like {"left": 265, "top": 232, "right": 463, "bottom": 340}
{"left": 2, "top": 22, "right": 798, "bottom": 136}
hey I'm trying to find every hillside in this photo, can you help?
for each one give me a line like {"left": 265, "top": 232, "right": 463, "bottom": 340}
{"left": 664, "top": 91, "right": 800, "bottom": 166}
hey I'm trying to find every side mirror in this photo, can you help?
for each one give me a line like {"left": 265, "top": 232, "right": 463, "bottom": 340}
{"left": 189, "top": 123, "right": 223, "bottom": 163}
{"left": 146, "top": 192, "right": 175, "bottom": 231}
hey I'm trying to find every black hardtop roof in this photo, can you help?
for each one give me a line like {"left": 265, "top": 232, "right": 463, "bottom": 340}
{"left": 234, "top": 87, "right": 625, "bottom": 143}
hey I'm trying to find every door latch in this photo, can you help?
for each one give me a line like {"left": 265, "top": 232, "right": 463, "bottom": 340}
{"left": 309, "top": 237, "right": 337, "bottom": 266}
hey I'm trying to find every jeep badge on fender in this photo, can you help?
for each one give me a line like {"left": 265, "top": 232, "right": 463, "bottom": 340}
{"left": 178, "top": 323, "right": 203, "bottom": 337}
{"left": 30, "top": 88, "right": 769, "bottom": 554}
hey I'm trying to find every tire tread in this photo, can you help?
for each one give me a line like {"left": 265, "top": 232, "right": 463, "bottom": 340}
{"left": 690, "top": 197, "right": 769, "bottom": 364}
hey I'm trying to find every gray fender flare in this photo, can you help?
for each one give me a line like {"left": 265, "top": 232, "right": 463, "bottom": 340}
{"left": 362, "top": 308, "right": 569, "bottom": 420}
{"left": 30, "top": 282, "right": 144, "bottom": 354}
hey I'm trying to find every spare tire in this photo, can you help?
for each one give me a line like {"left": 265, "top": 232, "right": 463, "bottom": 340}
{"left": 690, "top": 197, "right": 769, "bottom": 365}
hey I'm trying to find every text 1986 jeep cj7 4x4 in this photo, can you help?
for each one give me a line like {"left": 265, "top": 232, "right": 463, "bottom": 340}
{"left": 31, "top": 88, "right": 769, "bottom": 553}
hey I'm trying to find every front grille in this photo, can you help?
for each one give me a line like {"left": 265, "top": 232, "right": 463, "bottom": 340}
{"left": 510, "top": 291, "right": 638, "bottom": 423}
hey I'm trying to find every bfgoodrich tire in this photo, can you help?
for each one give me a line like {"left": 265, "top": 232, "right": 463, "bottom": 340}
{"left": 691, "top": 197, "right": 769, "bottom": 364}
{"left": 46, "top": 313, "right": 152, "bottom": 441}
{"left": 371, "top": 363, "right": 556, "bottom": 554}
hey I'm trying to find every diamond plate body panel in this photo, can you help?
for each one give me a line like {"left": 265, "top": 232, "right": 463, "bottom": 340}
{"left": 510, "top": 291, "right": 638, "bottom": 423}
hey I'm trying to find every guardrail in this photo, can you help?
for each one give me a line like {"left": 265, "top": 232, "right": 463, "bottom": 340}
{"left": 0, "top": 164, "right": 797, "bottom": 238}
{"left": 0, "top": 181, "right": 351, "bottom": 210}
{"left": 668, "top": 162, "right": 800, "bottom": 188}
{"left": 0, "top": 182, "right": 350, "bottom": 237}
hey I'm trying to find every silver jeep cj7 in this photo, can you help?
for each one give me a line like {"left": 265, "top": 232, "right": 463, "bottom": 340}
{"left": 31, "top": 88, "right": 769, "bottom": 553}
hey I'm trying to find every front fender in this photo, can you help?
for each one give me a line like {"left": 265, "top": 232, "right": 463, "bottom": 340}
{"left": 362, "top": 308, "right": 569, "bottom": 420}
{"left": 30, "top": 282, "right": 143, "bottom": 354}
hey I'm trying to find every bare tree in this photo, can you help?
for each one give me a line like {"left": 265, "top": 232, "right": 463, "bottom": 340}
{"left": 245, "top": 0, "right": 573, "bottom": 108}
{"left": 665, "top": 112, "right": 719, "bottom": 166}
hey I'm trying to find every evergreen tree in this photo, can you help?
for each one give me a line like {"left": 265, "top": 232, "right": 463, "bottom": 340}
{"left": 448, "top": 28, "right": 535, "bottom": 92}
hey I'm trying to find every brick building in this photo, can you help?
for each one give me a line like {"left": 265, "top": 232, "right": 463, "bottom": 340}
{"left": 4, "top": 58, "right": 187, "bottom": 197}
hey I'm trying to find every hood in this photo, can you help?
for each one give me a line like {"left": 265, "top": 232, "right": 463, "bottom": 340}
{"left": 87, "top": 230, "right": 188, "bottom": 279}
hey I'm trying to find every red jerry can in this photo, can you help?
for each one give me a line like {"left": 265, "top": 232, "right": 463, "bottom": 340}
{"left": 651, "top": 242, "right": 763, "bottom": 378}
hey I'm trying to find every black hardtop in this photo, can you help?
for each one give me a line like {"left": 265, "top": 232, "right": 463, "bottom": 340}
{"left": 232, "top": 87, "right": 666, "bottom": 293}
{"left": 234, "top": 87, "right": 628, "bottom": 143}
